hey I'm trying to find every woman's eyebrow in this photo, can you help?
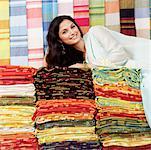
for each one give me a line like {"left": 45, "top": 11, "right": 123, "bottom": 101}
{"left": 60, "top": 22, "right": 74, "bottom": 32}
{"left": 70, "top": 23, "right": 75, "bottom": 26}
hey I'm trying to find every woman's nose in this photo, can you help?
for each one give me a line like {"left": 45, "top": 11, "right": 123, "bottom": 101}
{"left": 69, "top": 29, "right": 74, "bottom": 35}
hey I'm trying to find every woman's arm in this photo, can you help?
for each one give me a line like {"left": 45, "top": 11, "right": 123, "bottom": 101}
{"left": 43, "top": 55, "right": 47, "bottom": 67}
{"left": 89, "top": 26, "right": 134, "bottom": 66}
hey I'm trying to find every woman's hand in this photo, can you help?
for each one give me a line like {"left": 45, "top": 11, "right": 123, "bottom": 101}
{"left": 69, "top": 63, "right": 91, "bottom": 68}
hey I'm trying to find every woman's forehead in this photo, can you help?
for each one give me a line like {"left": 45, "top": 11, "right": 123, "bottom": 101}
{"left": 59, "top": 19, "right": 74, "bottom": 30}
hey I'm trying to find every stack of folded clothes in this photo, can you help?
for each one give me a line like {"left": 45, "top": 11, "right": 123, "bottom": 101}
{"left": 92, "top": 67, "right": 151, "bottom": 150}
{"left": 33, "top": 66, "right": 101, "bottom": 149}
{"left": 0, "top": 65, "right": 38, "bottom": 149}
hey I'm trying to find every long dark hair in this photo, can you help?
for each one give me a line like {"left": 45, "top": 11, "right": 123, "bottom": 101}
{"left": 46, "top": 15, "right": 84, "bottom": 68}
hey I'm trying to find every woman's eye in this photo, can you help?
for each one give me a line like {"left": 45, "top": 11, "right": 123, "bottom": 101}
{"left": 71, "top": 25, "right": 76, "bottom": 28}
{"left": 62, "top": 30, "right": 67, "bottom": 34}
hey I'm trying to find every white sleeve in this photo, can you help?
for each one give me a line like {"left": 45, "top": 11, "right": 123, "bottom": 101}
{"left": 89, "top": 26, "right": 133, "bottom": 66}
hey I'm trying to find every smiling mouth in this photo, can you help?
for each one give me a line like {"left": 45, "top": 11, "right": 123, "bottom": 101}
{"left": 70, "top": 35, "right": 78, "bottom": 39}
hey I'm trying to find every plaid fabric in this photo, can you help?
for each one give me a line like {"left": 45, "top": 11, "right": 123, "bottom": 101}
{"left": 26, "top": 0, "right": 44, "bottom": 68}
{"left": 73, "top": 0, "right": 90, "bottom": 33}
{"left": 0, "top": 0, "right": 10, "bottom": 65}
{"left": 58, "top": 0, "right": 73, "bottom": 17}
{"left": 105, "top": 0, "right": 120, "bottom": 32}
{"left": 119, "top": 0, "right": 136, "bottom": 36}
{"left": 42, "top": 0, "right": 58, "bottom": 54}
{"left": 89, "top": 0, "right": 105, "bottom": 26}
{"left": 135, "top": 0, "right": 150, "bottom": 39}
{"left": 10, "top": 0, "right": 28, "bottom": 66}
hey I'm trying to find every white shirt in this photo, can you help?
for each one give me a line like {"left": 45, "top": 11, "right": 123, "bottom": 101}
{"left": 83, "top": 26, "right": 151, "bottom": 69}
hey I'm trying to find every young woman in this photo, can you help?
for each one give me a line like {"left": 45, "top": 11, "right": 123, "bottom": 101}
{"left": 46, "top": 15, "right": 151, "bottom": 69}
{"left": 46, "top": 15, "right": 151, "bottom": 128}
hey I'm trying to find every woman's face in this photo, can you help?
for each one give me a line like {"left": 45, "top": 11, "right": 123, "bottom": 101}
{"left": 58, "top": 19, "right": 82, "bottom": 45}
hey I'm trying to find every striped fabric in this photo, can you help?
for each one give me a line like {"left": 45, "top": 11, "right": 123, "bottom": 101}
{"left": 58, "top": 0, "right": 74, "bottom": 17}
{"left": 0, "top": 65, "right": 38, "bottom": 149}
{"left": 135, "top": 0, "right": 150, "bottom": 39}
{"left": 89, "top": 0, "right": 105, "bottom": 26}
{"left": 0, "top": 133, "right": 38, "bottom": 149}
{"left": 93, "top": 67, "right": 151, "bottom": 149}
{"left": 0, "top": 0, "right": 10, "bottom": 65}
{"left": 105, "top": 0, "right": 120, "bottom": 32}
{"left": 73, "top": 0, "right": 90, "bottom": 34}
{"left": 40, "top": 141, "right": 100, "bottom": 149}
{"left": 26, "top": 0, "right": 44, "bottom": 69}
{"left": 10, "top": 0, "right": 28, "bottom": 66}
{"left": 119, "top": 0, "right": 136, "bottom": 36}
{"left": 42, "top": 0, "right": 58, "bottom": 55}
{"left": 33, "top": 66, "right": 100, "bottom": 148}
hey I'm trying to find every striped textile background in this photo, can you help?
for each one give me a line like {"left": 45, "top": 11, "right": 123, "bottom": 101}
{"left": 0, "top": 1, "right": 150, "bottom": 67}
{"left": 10, "top": 0, "right": 28, "bottom": 66}
{"left": 73, "top": 0, "right": 90, "bottom": 33}
{"left": 105, "top": 0, "right": 120, "bottom": 32}
{"left": 42, "top": 0, "right": 58, "bottom": 54}
{"left": 26, "top": 0, "right": 44, "bottom": 68}
{"left": 120, "top": 0, "right": 136, "bottom": 36}
{"left": 58, "top": 0, "right": 73, "bottom": 17}
{"left": 135, "top": 0, "right": 150, "bottom": 39}
{"left": 0, "top": 0, "right": 10, "bottom": 65}
{"left": 89, "top": 0, "right": 105, "bottom": 26}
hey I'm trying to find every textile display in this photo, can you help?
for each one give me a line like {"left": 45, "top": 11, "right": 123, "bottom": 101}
{"left": 10, "top": 0, "right": 28, "bottom": 66}
{"left": 92, "top": 67, "right": 151, "bottom": 149}
{"left": 26, "top": 0, "right": 44, "bottom": 68}
{"left": 0, "top": 1, "right": 151, "bottom": 66}
{"left": 33, "top": 67, "right": 95, "bottom": 100}
{"left": 0, "top": 133, "right": 38, "bottom": 149}
{"left": 102, "top": 144, "right": 151, "bottom": 150}
{"left": 0, "top": 0, "right": 151, "bottom": 148}
{"left": 42, "top": 0, "right": 58, "bottom": 54}
{"left": 73, "top": 0, "right": 90, "bottom": 33}
{"left": 89, "top": 0, "right": 105, "bottom": 26}
{"left": 40, "top": 141, "right": 100, "bottom": 150}
{"left": 0, "top": 65, "right": 38, "bottom": 149}
{"left": 135, "top": 0, "right": 150, "bottom": 39}
{"left": 33, "top": 66, "right": 101, "bottom": 149}
{"left": 58, "top": 0, "right": 73, "bottom": 17}
{"left": 0, "top": 0, "right": 10, "bottom": 65}
{"left": 105, "top": 0, "right": 120, "bottom": 32}
{"left": 119, "top": 0, "right": 136, "bottom": 36}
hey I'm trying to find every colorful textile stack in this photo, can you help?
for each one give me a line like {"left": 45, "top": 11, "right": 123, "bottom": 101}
{"left": 105, "top": 0, "right": 120, "bottom": 32}
{"left": 135, "top": 0, "right": 150, "bottom": 39}
{"left": 0, "top": 65, "right": 38, "bottom": 149}
{"left": 92, "top": 67, "right": 151, "bottom": 149}
{"left": 73, "top": 0, "right": 90, "bottom": 33}
{"left": 89, "top": 0, "right": 105, "bottom": 26}
{"left": 33, "top": 66, "right": 101, "bottom": 149}
{"left": 0, "top": 0, "right": 10, "bottom": 65}
{"left": 119, "top": 0, "right": 136, "bottom": 36}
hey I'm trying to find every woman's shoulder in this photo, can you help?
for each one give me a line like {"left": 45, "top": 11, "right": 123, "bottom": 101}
{"left": 87, "top": 25, "right": 110, "bottom": 36}
{"left": 89, "top": 25, "right": 108, "bottom": 32}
